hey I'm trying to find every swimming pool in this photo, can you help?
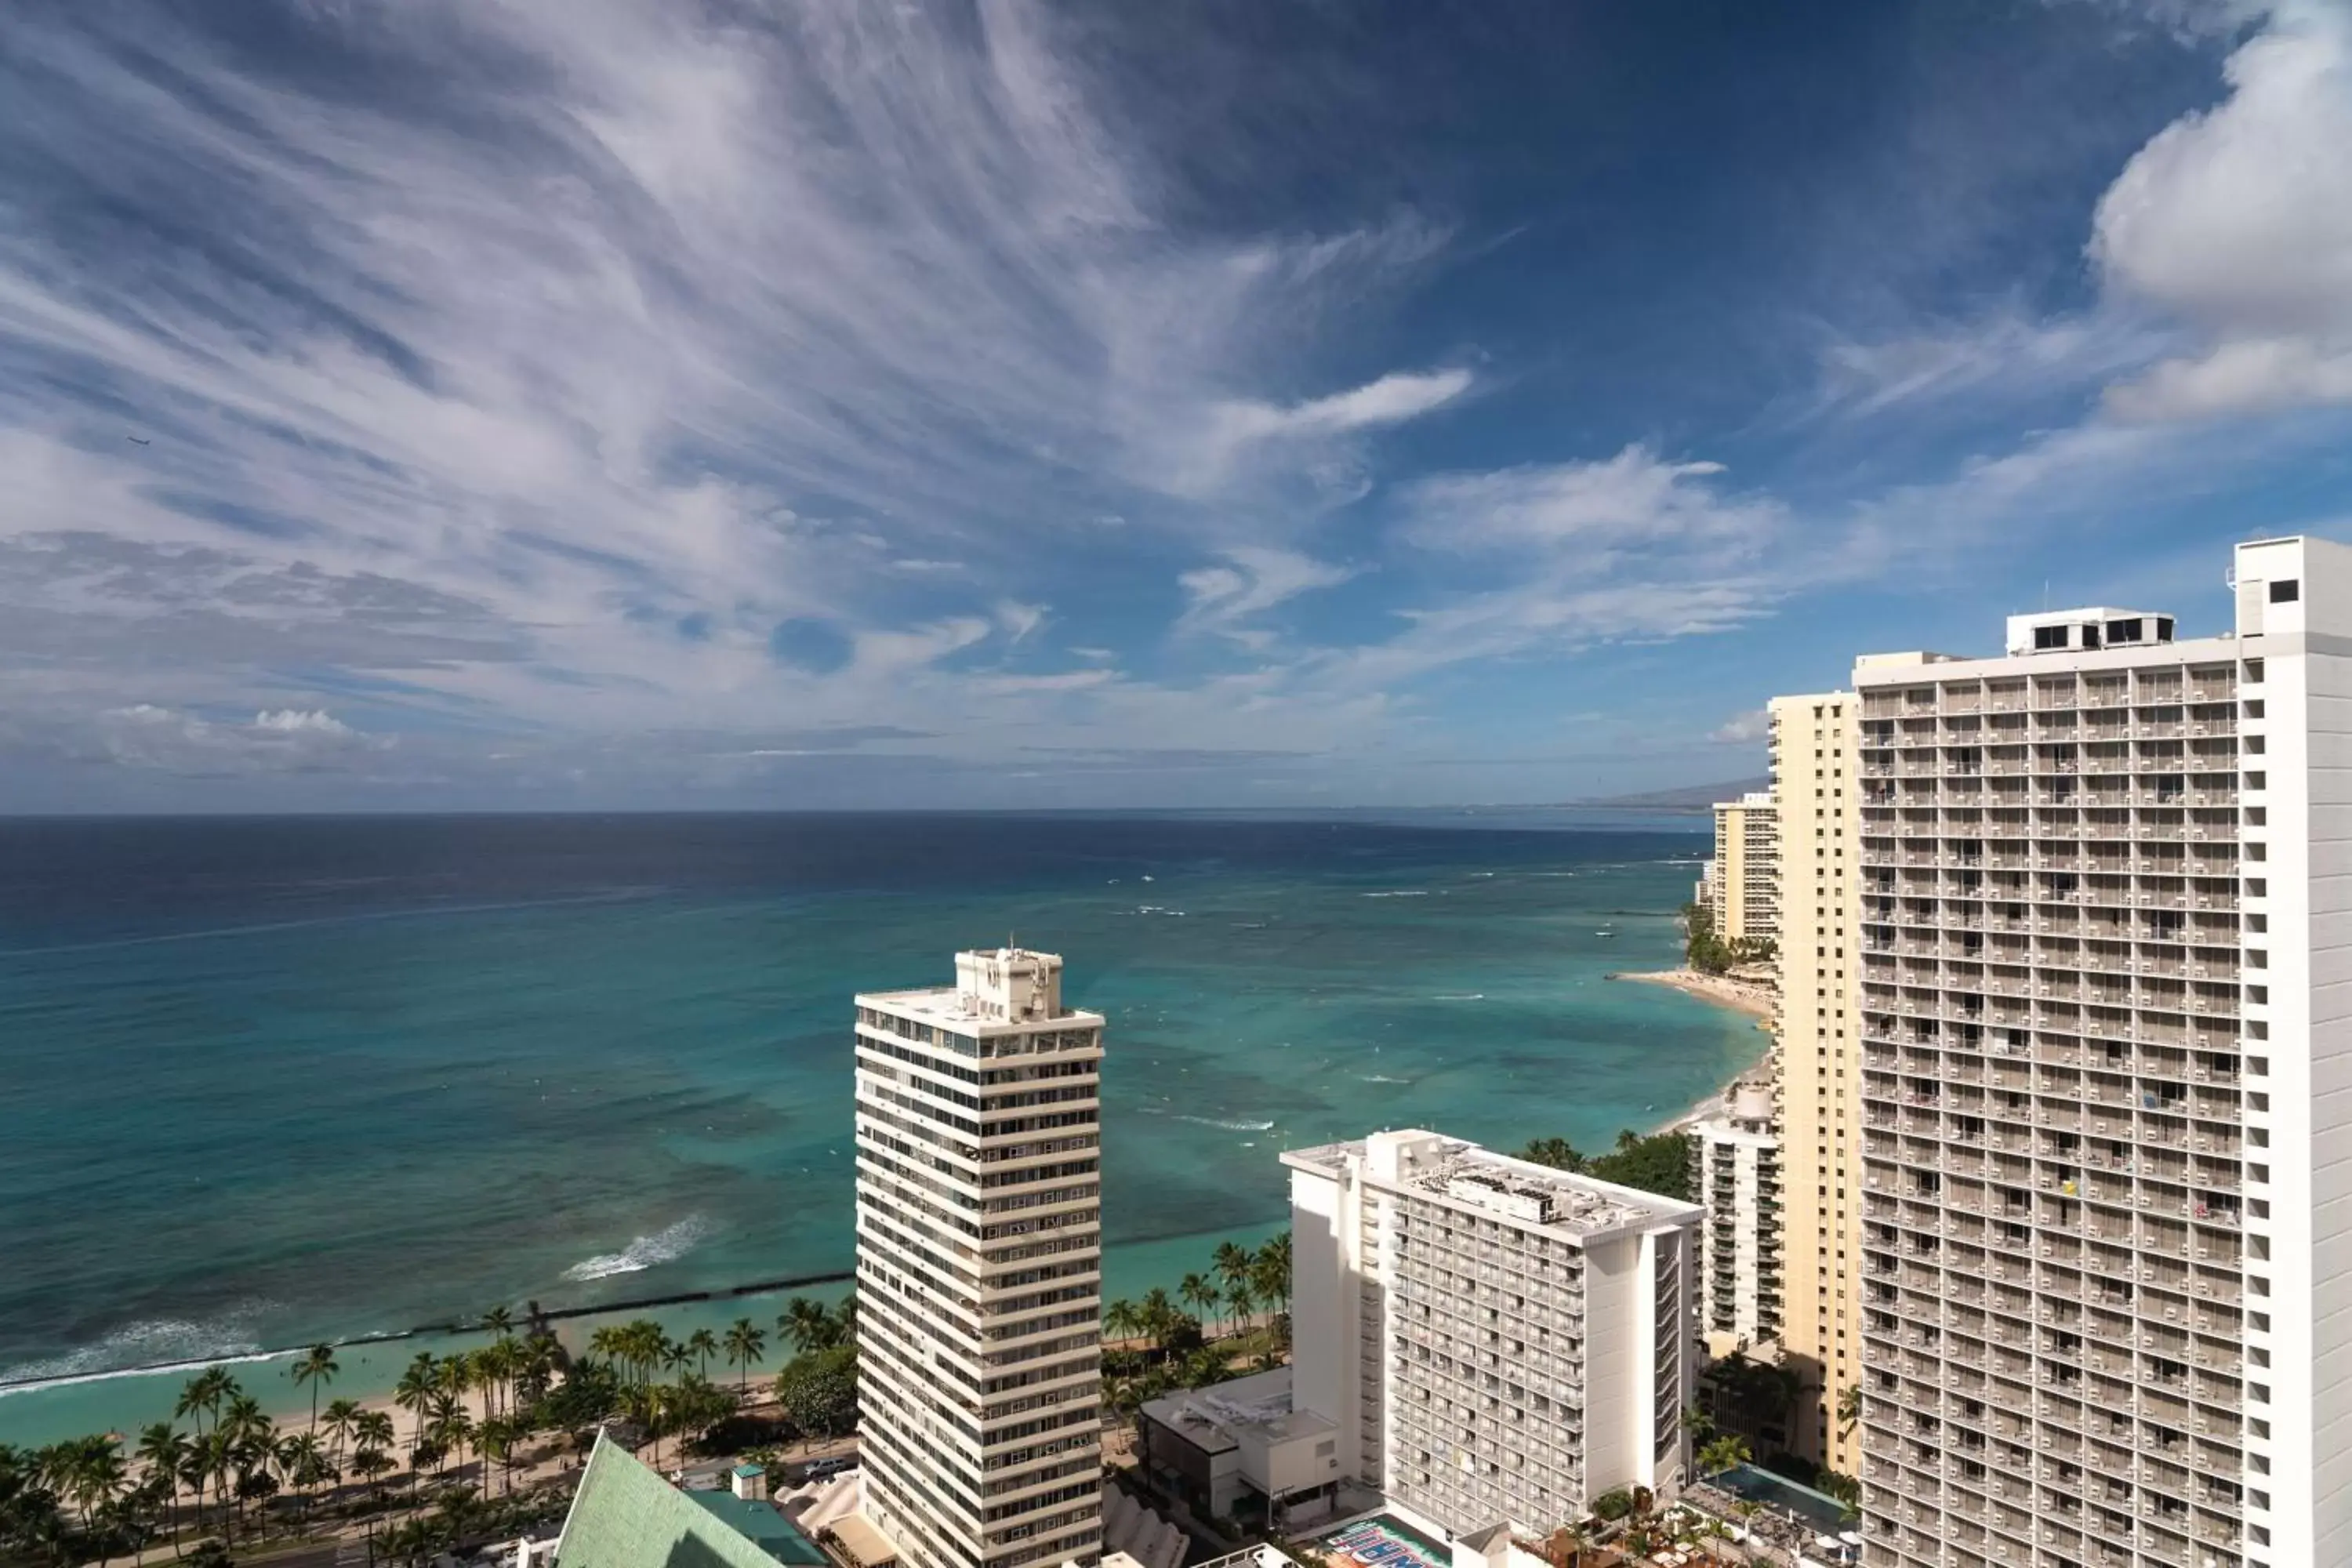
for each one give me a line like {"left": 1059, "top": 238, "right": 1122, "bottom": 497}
{"left": 1319, "top": 1517, "right": 1452, "bottom": 1568}
{"left": 1711, "top": 1463, "right": 1857, "bottom": 1535}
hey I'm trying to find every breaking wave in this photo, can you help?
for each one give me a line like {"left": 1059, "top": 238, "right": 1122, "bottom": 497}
{"left": 0, "top": 1305, "right": 277, "bottom": 1394}
{"left": 562, "top": 1216, "right": 713, "bottom": 1283}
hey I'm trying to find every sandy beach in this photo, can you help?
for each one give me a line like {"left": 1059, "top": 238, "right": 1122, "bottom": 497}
{"left": 1609, "top": 967, "right": 1778, "bottom": 1133}
{"left": 1610, "top": 966, "right": 1775, "bottom": 1020}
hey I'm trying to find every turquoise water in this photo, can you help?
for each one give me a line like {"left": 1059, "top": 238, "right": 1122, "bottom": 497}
{"left": 0, "top": 813, "right": 1754, "bottom": 1444}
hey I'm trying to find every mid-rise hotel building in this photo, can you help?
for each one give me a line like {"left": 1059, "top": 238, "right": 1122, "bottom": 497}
{"left": 852, "top": 949, "right": 1107, "bottom": 1568}
{"left": 1854, "top": 536, "right": 2352, "bottom": 1568}
{"left": 1769, "top": 688, "right": 1867, "bottom": 1472}
{"left": 1689, "top": 1081, "right": 1785, "bottom": 1356}
{"left": 1712, "top": 790, "right": 1782, "bottom": 945}
{"left": 1281, "top": 1131, "right": 1701, "bottom": 1541}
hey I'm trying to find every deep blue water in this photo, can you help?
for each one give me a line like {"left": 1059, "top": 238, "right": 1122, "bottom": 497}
{"left": 0, "top": 811, "right": 1745, "bottom": 1442}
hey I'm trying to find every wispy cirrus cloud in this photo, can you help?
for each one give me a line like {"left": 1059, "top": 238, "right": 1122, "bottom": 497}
{"left": 0, "top": 0, "right": 1467, "bottom": 796}
{"left": 1178, "top": 546, "right": 1358, "bottom": 648}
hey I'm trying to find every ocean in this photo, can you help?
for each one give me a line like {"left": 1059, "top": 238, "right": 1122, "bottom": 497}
{"left": 0, "top": 810, "right": 1751, "bottom": 1444}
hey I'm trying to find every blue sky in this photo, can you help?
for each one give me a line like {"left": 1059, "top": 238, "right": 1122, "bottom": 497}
{"left": 2, "top": 0, "right": 2349, "bottom": 811}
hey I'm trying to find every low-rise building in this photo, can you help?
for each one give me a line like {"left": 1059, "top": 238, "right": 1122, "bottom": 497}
{"left": 1138, "top": 1365, "right": 1342, "bottom": 1530}
{"left": 551, "top": 1435, "right": 830, "bottom": 1568}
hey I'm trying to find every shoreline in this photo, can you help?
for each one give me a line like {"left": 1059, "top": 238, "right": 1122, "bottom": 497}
{"left": 0, "top": 1222, "right": 1284, "bottom": 1448}
{"left": 1608, "top": 967, "right": 1778, "bottom": 1135}
{"left": 1608, "top": 965, "right": 1775, "bottom": 1021}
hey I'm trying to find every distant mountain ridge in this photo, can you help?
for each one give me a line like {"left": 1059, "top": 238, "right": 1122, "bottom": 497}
{"left": 1579, "top": 775, "right": 1770, "bottom": 810}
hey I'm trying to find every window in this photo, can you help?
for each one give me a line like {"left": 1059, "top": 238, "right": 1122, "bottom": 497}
{"left": 2106, "top": 617, "right": 2142, "bottom": 643}
{"left": 2270, "top": 579, "right": 2299, "bottom": 603}
{"left": 2034, "top": 625, "right": 2067, "bottom": 650}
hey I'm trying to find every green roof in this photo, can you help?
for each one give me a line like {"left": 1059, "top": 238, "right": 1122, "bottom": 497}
{"left": 556, "top": 1436, "right": 827, "bottom": 1568}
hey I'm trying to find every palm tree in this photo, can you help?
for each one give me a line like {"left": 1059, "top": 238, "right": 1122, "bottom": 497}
{"left": 176, "top": 1438, "right": 214, "bottom": 1542}
{"left": 196, "top": 1431, "right": 234, "bottom": 1541}
{"left": 1138, "top": 1287, "right": 1177, "bottom": 1356}
{"left": 321, "top": 1398, "right": 362, "bottom": 1476}
{"left": 440, "top": 1353, "right": 476, "bottom": 1421}
{"left": 291, "top": 1345, "right": 339, "bottom": 1439}
{"left": 1837, "top": 1381, "right": 1863, "bottom": 1443}
{"left": 394, "top": 1355, "right": 439, "bottom": 1461}
{"left": 1211, "top": 1240, "right": 1252, "bottom": 1311}
{"left": 426, "top": 1402, "right": 474, "bottom": 1483}
{"left": 779, "top": 1297, "right": 833, "bottom": 1356}
{"left": 588, "top": 1324, "right": 628, "bottom": 1372}
{"left": 354, "top": 1410, "right": 394, "bottom": 1454}
{"left": 350, "top": 1446, "right": 396, "bottom": 1499}
{"left": 1250, "top": 1237, "right": 1291, "bottom": 1333}
{"left": 1697, "top": 1433, "right": 1751, "bottom": 1479}
{"left": 173, "top": 1378, "right": 210, "bottom": 1443}
{"left": 1177, "top": 1273, "right": 1220, "bottom": 1338}
{"left": 1222, "top": 1278, "right": 1257, "bottom": 1340}
{"left": 723, "top": 1319, "right": 768, "bottom": 1394}
{"left": 1102, "top": 1298, "right": 1142, "bottom": 1350}
{"left": 685, "top": 1328, "right": 719, "bottom": 1379}
{"left": 276, "top": 1432, "right": 330, "bottom": 1527}
{"left": 475, "top": 1418, "right": 514, "bottom": 1497}
{"left": 133, "top": 1424, "right": 192, "bottom": 1556}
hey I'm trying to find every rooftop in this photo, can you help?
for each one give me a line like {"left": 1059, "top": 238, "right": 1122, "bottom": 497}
{"left": 1283, "top": 1131, "right": 1702, "bottom": 1239}
{"left": 858, "top": 946, "right": 1105, "bottom": 1031}
{"left": 554, "top": 1436, "right": 828, "bottom": 1568}
{"left": 1140, "top": 1365, "right": 1335, "bottom": 1454}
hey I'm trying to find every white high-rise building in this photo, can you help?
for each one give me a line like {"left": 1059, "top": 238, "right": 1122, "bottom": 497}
{"left": 1855, "top": 536, "right": 2352, "bottom": 1568}
{"left": 1282, "top": 1131, "right": 1702, "bottom": 1542}
{"left": 852, "top": 949, "right": 1107, "bottom": 1568}
{"left": 1689, "top": 1081, "right": 1784, "bottom": 1355}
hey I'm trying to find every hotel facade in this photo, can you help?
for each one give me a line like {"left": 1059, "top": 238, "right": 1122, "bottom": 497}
{"left": 1711, "top": 790, "right": 1783, "bottom": 946}
{"left": 1768, "top": 688, "right": 1867, "bottom": 1473}
{"left": 1852, "top": 537, "right": 2352, "bottom": 1568}
{"left": 1688, "top": 1081, "right": 1785, "bottom": 1356}
{"left": 851, "top": 949, "right": 1107, "bottom": 1568}
{"left": 1282, "top": 1131, "right": 1702, "bottom": 1541}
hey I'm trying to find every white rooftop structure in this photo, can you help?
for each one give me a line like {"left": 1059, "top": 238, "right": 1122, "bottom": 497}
{"left": 2002, "top": 605, "right": 2176, "bottom": 657}
{"left": 1283, "top": 1134, "right": 1692, "bottom": 1243}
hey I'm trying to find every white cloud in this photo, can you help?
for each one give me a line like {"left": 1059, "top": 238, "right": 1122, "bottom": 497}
{"left": 2092, "top": 0, "right": 2352, "bottom": 419}
{"left": 994, "top": 601, "right": 1048, "bottom": 644}
{"left": 1211, "top": 368, "right": 1472, "bottom": 445}
{"left": 1177, "top": 545, "right": 1356, "bottom": 645}
{"left": 1310, "top": 447, "right": 1809, "bottom": 692}
{"left": 94, "top": 703, "right": 381, "bottom": 775}
{"left": 1813, "top": 309, "right": 2166, "bottom": 419}
{"left": 252, "top": 709, "right": 354, "bottom": 736}
{"left": 1710, "top": 709, "right": 1771, "bottom": 745}
{"left": 1399, "top": 445, "right": 1779, "bottom": 557}
{"left": 0, "top": 0, "right": 1465, "bottom": 781}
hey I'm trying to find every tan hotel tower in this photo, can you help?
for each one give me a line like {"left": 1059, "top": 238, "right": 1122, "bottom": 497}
{"left": 1768, "top": 690, "right": 1864, "bottom": 1474}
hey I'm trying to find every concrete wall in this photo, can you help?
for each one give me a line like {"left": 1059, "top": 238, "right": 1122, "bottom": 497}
{"left": 1580, "top": 1232, "right": 1641, "bottom": 1497}
{"left": 2233, "top": 535, "right": 2352, "bottom": 1564}
{"left": 1288, "top": 1164, "right": 1359, "bottom": 1482}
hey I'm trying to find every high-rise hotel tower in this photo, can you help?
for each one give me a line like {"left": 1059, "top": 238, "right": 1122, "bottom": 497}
{"left": 1855, "top": 536, "right": 2352, "bottom": 1568}
{"left": 852, "top": 949, "right": 1107, "bottom": 1568}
